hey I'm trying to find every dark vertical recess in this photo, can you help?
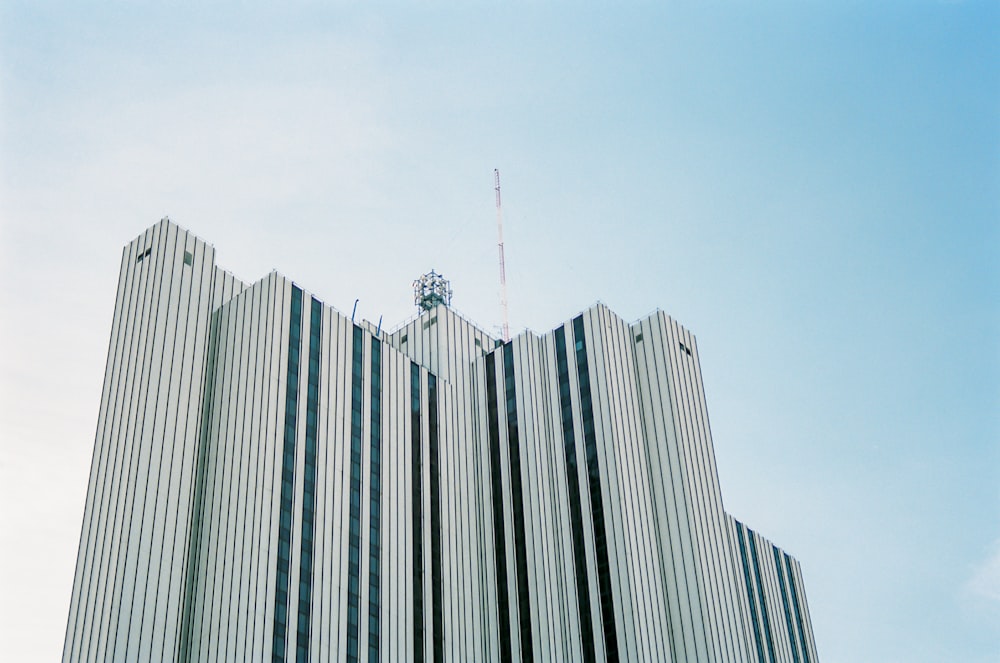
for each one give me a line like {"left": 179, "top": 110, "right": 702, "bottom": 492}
{"left": 484, "top": 353, "right": 512, "bottom": 663}
{"left": 294, "top": 298, "right": 322, "bottom": 661}
{"left": 772, "top": 547, "right": 801, "bottom": 663}
{"left": 346, "top": 327, "right": 365, "bottom": 663}
{"left": 368, "top": 341, "right": 382, "bottom": 662}
{"left": 736, "top": 521, "right": 766, "bottom": 663}
{"left": 572, "top": 316, "right": 619, "bottom": 663}
{"left": 428, "top": 374, "right": 444, "bottom": 663}
{"left": 271, "top": 285, "right": 303, "bottom": 663}
{"left": 554, "top": 327, "right": 597, "bottom": 663}
{"left": 411, "top": 363, "right": 424, "bottom": 663}
{"left": 502, "top": 344, "right": 533, "bottom": 662}
{"left": 784, "top": 553, "right": 811, "bottom": 663}
{"left": 749, "top": 531, "right": 776, "bottom": 663}
{"left": 178, "top": 296, "right": 223, "bottom": 663}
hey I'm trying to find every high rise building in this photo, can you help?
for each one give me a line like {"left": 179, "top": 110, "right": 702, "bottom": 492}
{"left": 63, "top": 218, "right": 819, "bottom": 663}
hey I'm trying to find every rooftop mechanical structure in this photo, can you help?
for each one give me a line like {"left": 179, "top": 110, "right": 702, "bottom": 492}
{"left": 413, "top": 269, "right": 453, "bottom": 312}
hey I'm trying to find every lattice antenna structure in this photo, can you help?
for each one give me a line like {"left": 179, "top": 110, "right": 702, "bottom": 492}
{"left": 413, "top": 270, "right": 453, "bottom": 312}
{"left": 495, "top": 169, "right": 511, "bottom": 342}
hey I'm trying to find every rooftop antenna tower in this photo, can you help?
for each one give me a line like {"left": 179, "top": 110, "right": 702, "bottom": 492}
{"left": 495, "top": 168, "right": 511, "bottom": 342}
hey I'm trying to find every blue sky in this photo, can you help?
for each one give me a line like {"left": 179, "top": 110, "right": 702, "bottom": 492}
{"left": 1, "top": 2, "right": 997, "bottom": 661}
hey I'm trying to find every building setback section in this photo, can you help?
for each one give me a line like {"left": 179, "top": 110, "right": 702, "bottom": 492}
{"left": 63, "top": 218, "right": 820, "bottom": 663}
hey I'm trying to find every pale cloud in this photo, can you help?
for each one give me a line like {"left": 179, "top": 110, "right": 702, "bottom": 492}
{"left": 966, "top": 538, "right": 1000, "bottom": 602}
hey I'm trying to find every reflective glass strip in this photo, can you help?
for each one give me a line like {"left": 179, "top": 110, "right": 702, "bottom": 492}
{"left": 346, "top": 327, "right": 364, "bottom": 663}
{"left": 736, "top": 521, "right": 766, "bottom": 663}
{"left": 368, "top": 341, "right": 382, "bottom": 662}
{"left": 411, "top": 363, "right": 424, "bottom": 663}
{"left": 772, "top": 547, "right": 801, "bottom": 663}
{"left": 502, "top": 344, "right": 533, "bottom": 662}
{"left": 428, "top": 374, "right": 444, "bottom": 663}
{"left": 572, "top": 315, "right": 619, "bottom": 663}
{"left": 554, "top": 326, "right": 597, "bottom": 663}
{"left": 749, "top": 531, "right": 776, "bottom": 663}
{"left": 271, "top": 285, "right": 303, "bottom": 663}
{"left": 294, "top": 298, "right": 322, "bottom": 661}
{"left": 485, "top": 352, "right": 512, "bottom": 662}
{"left": 784, "top": 552, "right": 811, "bottom": 663}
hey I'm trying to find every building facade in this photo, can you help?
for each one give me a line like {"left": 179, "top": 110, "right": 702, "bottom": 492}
{"left": 63, "top": 218, "right": 819, "bottom": 662}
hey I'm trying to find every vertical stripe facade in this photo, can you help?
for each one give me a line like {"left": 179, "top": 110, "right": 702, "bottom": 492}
{"left": 272, "top": 285, "right": 303, "bottom": 662}
{"left": 411, "top": 362, "right": 425, "bottom": 663}
{"left": 502, "top": 344, "right": 534, "bottom": 662}
{"left": 571, "top": 315, "right": 620, "bottom": 663}
{"left": 736, "top": 520, "right": 767, "bottom": 662}
{"left": 633, "top": 310, "right": 754, "bottom": 662}
{"left": 65, "top": 220, "right": 819, "bottom": 663}
{"left": 428, "top": 374, "right": 445, "bottom": 663}
{"left": 346, "top": 326, "right": 364, "bottom": 662}
{"left": 484, "top": 352, "right": 513, "bottom": 662}
{"left": 295, "top": 298, "right": 322, "bottom": 660}
{"left": 773, "top": 548, "right": 801, "bottom": 663}
{"left": 368, "top": 340, "right": 382, "bottom": 662}
{"left": 61, "top": 219, "right": 239, "bottom": 663}
{"left": 169, "top": 279, "right": 456, "bottom": 663}
{"left": 554, "top": 326, "right": 597, "bottom": 663}
{"left": 732, "top": 517, "right": 820, "bottom": 663}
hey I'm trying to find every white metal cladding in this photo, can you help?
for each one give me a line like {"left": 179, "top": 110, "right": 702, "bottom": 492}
{"left": 184, "top": 272, "right": 285, "bottom": 662}
{"left": 181, "top": 277, "right": 446, "bottom": 663}
{"left": 386, "top": 304, "right": 498, "bottom": 661}
{"left": 62, "top": 219, "right": 248, "bottom": 663}
{"left": 65, "top": 219, "right": 819, "bottom": 663}
{"left": 631, "top": 310, "right": 757, "bottom": 663}
{"left": 584, "top": 305, "right": 673, "bottom": 662}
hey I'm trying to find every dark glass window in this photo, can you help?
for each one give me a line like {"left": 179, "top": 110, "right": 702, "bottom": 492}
{"left": 485, "top": 352, "right": 512, "bottom": 663}
{"left": 346, "top": 326, "right": 365, "bottom": 663}
{"left": 736, "top": 521, "right": 766, "bottom": 663}
{"left": 572, "top": 316, "right": 619, "bottom": 663}
{"left": 368, "top": 340, "right": 382, "bottom": 662}
{"left": 428, "top": 374, "right": 444, "bottom": 663}
{"left": 554, "top": 326, "right": 597, "bottom": 663}
{"left": 749, "top": 530, "right": 777, "bottom": 663}
{"left": 773, "top": 546, "right": 801, "bottom": 663}
{"left": 502, "top": 344, "right": 533, "bottom": 662}
{"left": 411, "top": 363, "right": 424, "bottom": 663}
{"left": 271, "top": 285, "right": 303, "bottom": 663}
{"left": 294, "top": 297, "right": 323, "bottom": 662}
{"left": 784, "top": 552, "right": 811, "bottom": 663}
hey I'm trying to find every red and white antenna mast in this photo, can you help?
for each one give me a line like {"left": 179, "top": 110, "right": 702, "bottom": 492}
{"left": 495, "top": 168, "right": 511, "bottom": 342}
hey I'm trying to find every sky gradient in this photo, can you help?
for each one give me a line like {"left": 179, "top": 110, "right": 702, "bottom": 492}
{"left": 1, "top": 2, "right": 998, "bottom": 661}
